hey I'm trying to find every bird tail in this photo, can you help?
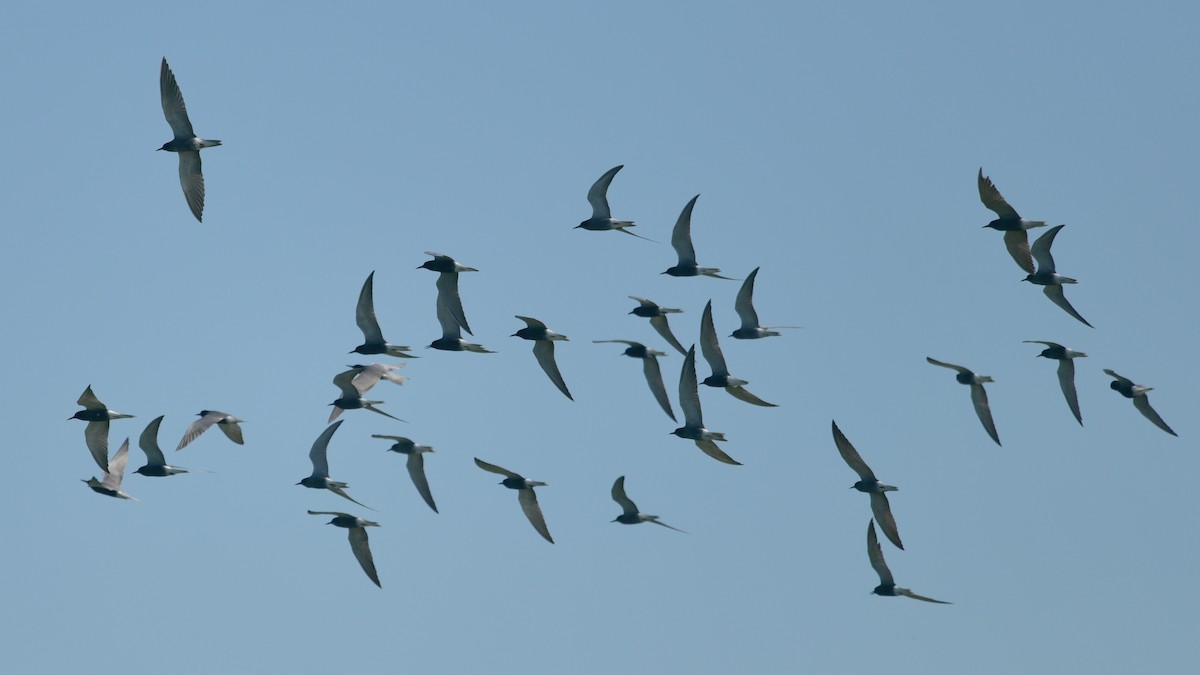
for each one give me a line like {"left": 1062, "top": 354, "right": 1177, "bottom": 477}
{"left": 709, "top": 432, "right": 727, "bottom": 442}
{"left": 198, "top": 139, "right": 222, "bottom": 148}
{"left": 528, "top": 481, "right": 548, "bottom": 487}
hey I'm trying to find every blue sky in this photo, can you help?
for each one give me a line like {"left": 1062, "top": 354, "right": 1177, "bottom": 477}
{"left": 2, "top": 2, "right": 1197, "bottom": 673}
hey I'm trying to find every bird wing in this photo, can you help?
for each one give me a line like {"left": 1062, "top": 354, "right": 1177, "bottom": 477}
{"left": 347, "top": 527, "right": 382, "bottom": 588}
{"left": 867, "top": 520, "right": 895, "bottom": 586}
{"left": 1023, "top": 340, "right": 1063, "bottom": 349}
{"left": 309, "top": 420, "right": 344, "bottom": 478}
{"left": 725, "top": 385, "right": 777, "bottom": 407}
{"left": 532, "top": 340, "right": 573, "bottom": 400}
{"left": 354, "top": 272, "right": 385, "bottom": 344}
{"left": 594, "top": 339, "right": 638, "bottom": 347}
{"left": 925, "top": 357, "right": 971, "bottom": 376}
{"left": 670, "top": 195, "right": 700, "bottom": 265}
{"left": 831, "top": 420, "right": 876, "bottom": 482}
{"left": 970, "top": 383, "right": 1001, "bottom": 446}
{"left": 217, "top": 418, "right": 245, "bottom": 444}
{"left": 332, "top": 368, "right": 363, "bottom": 398}
{"left": 515, "top": 315, "right": 547, "bottom": 330}
{"left": 1030, "top": 224, "right": 1065, "bottom": 274}
{"left": 678, "top": 346, "right": 704, "bottom": 427}
{"left": 898, "top": 589, "right": 951, "bottom": 604}
{"left": 642, "top": 354, "right": 677, "bottom": 421}
{"left": 1002, "top": 229, "right": 1035, "bottom": 274}
{"left": 307, "top": 510, "right": 355, "bottom": 518}
{"left": 406, "top": 452, "right": 439, "bottom": 513}
{"left": 610, "top": 476, "right": 639, "bottom": 515}
{"left": 1041, "top": 285, "right": 1093, "bottom": 328}
{"left": 363, "top": 404, "right": 404, "bottom": 422}
{"left": 103, "top": 438, "right": 131, "bottom": 490}
{"left": 77, "top": 385, "right": 104, "bottom": 410}
{"left": 435, "top": 271, "right": 472, "bottom": 335}
{"left": 586, "top": 165, "right": 622, "bottom": 219}
{"left": 347, "top": 365, "right": 385, "bottom": 395}
{"left": 474, "top": 457, "right": 520, "bottom": 479}
{"left": 648, "top": 315, "right": 687, "bottom": 356}
{"left": 434, "top": 292, "right": 463, "bottom": 339}
{"left": 695, "top": 439, "right": 741, "bottom": 465}
{"left": 1056, "top": 359, "right": 1083, "bottom": 425}
{"left": 357, "top": 363, "right": 406, "bottom": 386}
{"left": 733, "top": 267, "right": 762, "bottom": 330}
{"left": 138, "top": 415, "right": 167, "bottom": 465}
{"left": 84, "top": 420, "right": 111, "bottom": 474}
{"left": 159, "top": 58, "right": 196, "bottom": 139}
{"left": 327, "top": 485, "right": 374, "bottom": 510}
{"left": 1133, "top": 396, "right": 1178, "bottom": 436}
{"left": 177, "top": 152, "right": 205, "bottom": 222}
{"left": 699, "top": 300, "right": 731, "bottom": 376}
{"left": 371, "top": 434, "right": 409, "bottom": 443}
{"left": 1103, "top": 369, "right": 1134, "bottom": 388}
{"left": 518, "top": 488, "right": 554, "bottom": 543}
{"left": 977, "top": 168, "right": 1020, "bottom": 219}
{"left": 869, "top": 492, "right": 904, "bottom": 550}
{"left": 176, "top": 411, "right": 218, "bottom": 451}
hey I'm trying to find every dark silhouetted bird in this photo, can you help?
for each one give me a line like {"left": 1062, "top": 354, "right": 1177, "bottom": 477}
{"left": 927, "top": 357, "right": 1001, "bottom": 446}
{"left": 867, "top": 519, "right": 949, "bottom": 604}
{"left": 158, "top": 58, "right": 221, "bottom": 222}
{"left": 474, "top": 458, "right": 554, "bottom": 543}
{"left": 1025, "top": 341, "right": 1087, "bottom": 425}
{"left": 610, "top": 476, "right": 686, "bottom": 532}
{"left": 977, "top": 168, "right": 1050, "bottom": 273}
{"left": 373, "top": 435, "right": 438, "bottom": 513}
{"left": 1104, "top": 369, "right": 1177, "bottom": 437}
{"left": 593, "top": 340, "right": 676, "bottom": 421}
{"left": 699, "top": 300, "right": 776, "bottom": 407}
{"left": 672, "top": 345, "right": 740, "bottom": 465}
{"left": 833, "top": 421, "right": 902, "bottom": 550}
{"left": 628, "top": 296, "right": 687, "bottom": 356}
{"left": 731, "top": 267, "right": 799, "bottom": 339}
{"left": 82, "top": 437, "right": 136, "bottom": 501}
{"left": 663, "top": 195, "right": 732, "bottom": 279}
{"left": 307, "top": 511, "right": 381, "bottom": 588}
{"left": 351, "top": 271, "right": 417, "bottom": 358}
{"left": 418, "top": 252, "right": 477, "bottom": 335}
{"left": 297, "top": 420, "right": 374, "bottom": 510}
{"left": 134, "top": 416, "right": 190, "bottom": 477}
{"left": 71, "top": 385, "right": 135, "bottom": 475}
{"left": 1023, "top": 225, "right": 1093, "bottom": 328}
{"left": 512, "top": 316, "right": 573, "bottom": 400}
{"left": 576, "top": 165, "right": 650, "bottom": 240}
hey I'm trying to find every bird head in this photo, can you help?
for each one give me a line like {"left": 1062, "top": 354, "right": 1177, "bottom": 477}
{"left": 1021, "top": 274, "right": 1035, "bottom": 283}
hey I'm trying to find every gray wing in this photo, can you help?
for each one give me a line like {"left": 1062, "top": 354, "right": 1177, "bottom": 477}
{"left": 177, "top": 411, "right": 218, "bottom": 451}
{"left": 327, "top": 485, "right": 374, "bottom": 511}
{"left": 1024, "top": 340, "right": 1063, "bottom": 349}
{"left": 678, "top": 346, "right": 704, "bottom": 427}
{"left": 474, "top": 457, "right": 521, "bottom": 479}
{"left": 594, "top": 339, "right": 639, "bottom": 347}
{"left": 138, "top": 415, "right": 167, "bottom": 466}
{"left": 347, "top": 365, "right": 384, "bottom": 394}
{"left": 1103, "top": 369, "right": 1135, "bottom": 388}
{"left": 1133, "top": 396, "right": 1178, "bottom": 436}
{"left": 518, "top": 488, "right": 554, "bottom": 543}
{"left": 309, "top": 420, "right": 344, "bottom": 478}
{"left": 1056, "top": 359, "right": 1083, "bottom": 425}
{"left": 642, "top": 355, "right": 677, "bottom": 421}
{"left": 695, "top": 438, "right": 741, "bottom": 465}
{"left": 332, "top": 368, "right": 362, "bottom": 398}
{"left": 733, "top": 267, "right": 762, "bottom": 330}
{"left": 977, "top": 168, "right": 1020, "bottom": 219}
{"left": 699, "top": 300, "right": 731, "bottom": 376}
{"left": 670, "top": 195, "right": 700, "bottom": 265}
{"left": 178, "top": 152, "right": 205, "bottom": 222}
{"left": 898, "top": 589, "right": 951, "bottom": 604}
{"left": 649, "top": 315, "right": 687, "bottom": 356}
{"left": 970, "top": 383, "right": 1001, "bottom": 446}
{"left": 217, "top": 418, "right": 245, "bottom": 444}
{"left": 587, "top": 165, "right": 622, "bottom": 219}
{"left": 103, "top": 438, "right": 131, "bottom": 490}
{"left": 831, "top": 420, "right": 876, "bottom": 482}
{"left": 435, "top": 294, "right": 463, "bottom": 340}
{"left": 1003, "top": 229, "right": 1036, "bottom": 274}
{"left": 347, "top": 527, "right": 381, "bottom": 587}
{"left": 867, "top": 520, "right": 895, "bottom": 586}
{"left": 354, "top": 363, "right": 407, "bottom": 387}
{"left": 869, "top": 492, "right": 904, "bottom": 550}
{"left": 85, "top": 420, "right": 111, "bottom": 474}
{"left": 532, "top": 340, "right": 573, "bottom": 400}
{"left": 611, "top": 476, "right": 639, "bottom": 515}
{"left": 1030, "top": 224, "right": 1065, "bottom": 274}
{"left": 355, "top": 272, "right": 385, "bottom": 344}
{"left": 1042, "top": 285, "right": 1093, "bottom": 328}
{"left": 515, "top": 315, "right": 548, "bottom": 330}
{"left": 77, "top": 385, "right": 104, "bottom": 410}
{"left": 160, "top": 58, "right": 195, "bottom": 139}
{"left": 725, "top": 385, "right": 777, "bottom": 407}
{"left": 406, "top": 453, "right": 439, "bottom": 513}
{"left": 435, "top": 272, "right": 472, "bottom": 335}
{"left": 926, "top": 357, "right": 972, "bottom": 376}
{"left": 307, "top": 510, "right": 355, "bottom": 518}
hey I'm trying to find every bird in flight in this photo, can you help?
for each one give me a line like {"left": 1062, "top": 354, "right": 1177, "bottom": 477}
{"left": 158, "top": 58, "right": 221, "bottom": 222}
{"left": 977, "top": 168, "right": 1050, "bottom": 274}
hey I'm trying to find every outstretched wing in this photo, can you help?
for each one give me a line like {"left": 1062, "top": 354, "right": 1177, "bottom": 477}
{"left": 977, "top": 168, "right": 1020, "bottom": 219}
{"left": 587, "top": 165, "right": 623, "bottom": 219}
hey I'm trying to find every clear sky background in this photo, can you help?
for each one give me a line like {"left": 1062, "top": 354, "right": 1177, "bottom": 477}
{"left": 2, "top": 2, "right": 1197, "bottom": 673}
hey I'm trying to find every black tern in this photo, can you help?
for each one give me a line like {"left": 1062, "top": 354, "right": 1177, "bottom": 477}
{"left": 576, "top": 165, "right": 651, "bottom": 240}
{"left": 672, "top": 345, "right": 741, "bottom": 465}
{"left": 474, "top": 458, "right": 554, "bottom": 544}
{"left": 731, "top": 267, "right": 799, "bottom": 339}
{"left": 1024, "top": 341, "right": 1087, "bottom": 425}
{"left": 328, "top": 367, "right": 404, "bottom": 424}
{"left": 82, "top": 437, "right": 136, "bottom": 501}
{"left": 429, "top": 292, "right": 494, "bottom": 353}
{"left": 1104, "top": 369, "right": 1178, "bottom": 437}
{"left": 352, "top": 271, "right": 417, "bottom": 359}
{"left": 297, "top": 420, "right": 374, "bottom": 510}
{"left": 372, "top": 434, "right": 438, "bottom": 513}
{"left": 418, "top": 252, "right": 477, "bottom": 335}
{"left": 593, "top": 340, "right": 676, "bottom": 421}
{"left": 832, "top": 421, "right": 902, "bottom": 550}
{"left": 699, "top": 300, "right": 776, "bottom": 407}
{"left": 70, "top": 385, "right": 135, "bottom": 475}
{"left": 176, "top": 410, "right": 245, "bottom": 451}
{"left": 628, "top": 296, "right": 687, "bottom": 356}
{"left": 978, "top": 168, "right": 1050, "bottom": 274}
{"left": 927, "top": 357, "right": 1001, "bottom": 446}
{"left": 610, "top": 476, "right": 686, "bottom": 532}
{"left": 663, "top": 195, "right": 733, "bottom": 279}
{"left": 134, "top": 416, "right": 190, "bottom": 477}
{"left": 867, "top": 520, "right": 949, "bottom": 604}
{"left": 513, "top": 316, "right": 573, "bottom": 401}
{"left": 158, "top": 58, "right": 221, "bottom": 222}
{"left": 1023, "top": 225, "right": 1093, "bottom": 328}
{"left": 307, "top": 511, "right": 381, "bottom": 588}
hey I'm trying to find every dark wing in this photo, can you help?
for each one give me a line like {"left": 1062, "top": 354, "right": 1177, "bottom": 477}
{"left": 518, "top": 488, "right": 554, "bottom": 543}
{"left": 831, "top": 420, "right": 876, "bottom": 482}
{"left": 160, "top": 58, "right": 195, "bottom": 139}
{"left": 670, "top": 195, "right": 700, "bottom": 265}
{"left": 970, "top": 383, "right": 1001, "bottom": 446}
{"left": 642, "top": 354, "right": 677, "bottom": 421}
{"left": 610, "top": 475, "right": 639, "bottom": 515}
{"left": 587, "top": 165, "right": 622, "bottom": 219}
{"left": 648, "top": 315, "right": 687, "bottom": 356}
{"left": 1030, "top": 224, "right": 1065, "bottom": 274}
{"left": 725, "top": 385, "right": 777, "bottom": 407}
{"left": 733, "top": 267, "right": 762, "bottom": 330}
{"left": 926, "top": 357, "right": 971, "bottom": 376}
{"left": 434, "top": 293, "right": 462, "bottom": 339}
{"left": 307, "top": 510, "right": 355, "bottom": 518}
{"left": 77, "top": 385, "right": 104, "bottom": 410}
{"left": 1056, "top": 359, "right": 1083, "bottom": 425}
{"left": 406, "top": 453, "right": 439, "bottom": 513}
{"left": 869, "top": 492, "right": 904, "bottom": 550}
{"left": 977, "top": 168, "right": 1020, "bottom": 219}
{"left": 327, "top": 485, "right": 374, "bottom": 511}
{"left": 177, "top": 411, "right": 218, "bottom": 451}
{"left": 1133, "top": 396, "right": 1178, "bottom": 436}
{"left": 1042, "top": 285, "right": 1093, "bottom": 328}
{"left": 1103, "top": 369, "right": 1134, "bottom": 388}
{"left": 678, "top": 346, "right": 703, "bottom": 427}
{"left": 695, "top": 439, "right": 741, "bottom": 465}
{"left": 435, "top": 272, "right": 472, "bottom": 335}
{"left": 514, "top": 315, "right": 547, "bottom": 330}
{"left": 898, "top": 589, "right": 951, "bottom": 604}
{"left": 177, "top": 152, "right": 205, "bottom": 222}
{"left": 84, "top": 420, "right": 111, "bottom": 474}
{"left": 474, "top": 457, "right": 520, "bottom": 479}
{"left": 347, "top": 527, "right": 382, "bottom": 588}
{"left": 867, "top": 520, "right": 894, "bottom": 586}
{"left": 532, "top": 340, "right": 573, "bottom": 400}
{"left": 332, "top": 368, "right": 362, "bottom": 398}
{"left": 308, "top": 420, "right": 344, "bottom": 478}
{"left": 138, "top": 415, "right": 167, "bottom": 465}
{"left": 1002, "top": 229, "right": 1035, "bottom": 274}
{"left": 698, "top": 300, "right": 730, "bottom": 376}
{"left": 354, "top": 272, "right": 384, "bottom": 344}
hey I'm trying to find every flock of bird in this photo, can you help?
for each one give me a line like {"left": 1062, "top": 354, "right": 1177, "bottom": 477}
{"left": 72, "top": 58, "right": 1180, "bottom": 597}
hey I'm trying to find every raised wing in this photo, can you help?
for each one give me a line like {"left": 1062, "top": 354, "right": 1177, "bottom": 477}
{"left": 610, "top": 475, "right": 638, "bottom": 515}
{"left": 355, "top": 272, "right": 384, "bottom": 344}
{"left": 103, "top": 438, "right": 131, "bottom": 490}
{"left": 977, "top": 168, "right": 1020, "bottom": 219}
{"left": 160, "top": 58, "right": 195, "bottom": 139}
{"left": 138, "top": 415, "right": 167, "bottom": 465}
{"left": 867, "top": 519, "right": 894, "bottom": 586}
{"left": 925, "top": 357, "right": 971, "bottom": 376}
{"left": 474, "top": 457, "right": 520, "bottom": 479}
{"left": 77, "top": 385, "right": 104, "bottom": 410}
{"left": 308, "top": 420, "right": 344, "bottom": 478}
{"left": 670, "top": 195, "right": 700, "bottom": 265}
{"left": 1030, "top": 224, "right": 1065, "bottom": 274}
{"left": 699, "top": 300, "right": 731, "bottom": 376}
{"left": 678, "top": 346, "right": 703, "bottom": 427}
{"left": 831, "top": 420, "right": 876, "bottom": 482}
{"left": 515, "top": 315, "right": 548, "bottom": 330}
{"left": 587, "top": 165, "right": 623, "bottom": 219}
{"left": 734, "top": 267, "right": 762, "bottom": 329}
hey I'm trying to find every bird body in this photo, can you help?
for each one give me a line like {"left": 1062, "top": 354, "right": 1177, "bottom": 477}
{"left": 576, "top": 165, "right": 650, "bottom": 239}
{"left": 308, "top": 511, "right": 381, "bottom": 588}
{"left": 134, "top": 416, "right": 190, "bottom": 476}
{"left": 833, "top": 421, "right": 902, "bottom": 549}
{"left": 610, "top": 476, "right": 686, "bottom": 532}
{"left": 297, "top": 420, "right": 373, "bottom": 509}
{"left": 513, "top": 316, "right": 573, "bottom": 400}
